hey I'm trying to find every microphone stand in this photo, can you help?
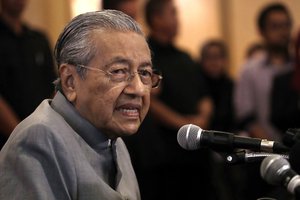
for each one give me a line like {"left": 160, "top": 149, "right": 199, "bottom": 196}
{"left": 224, "top": 150, "right": 289, "bottom": 165}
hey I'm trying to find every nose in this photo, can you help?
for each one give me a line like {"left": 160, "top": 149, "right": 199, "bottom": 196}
{"left": 124, "top": 73, "right": 149, "bottom": 96}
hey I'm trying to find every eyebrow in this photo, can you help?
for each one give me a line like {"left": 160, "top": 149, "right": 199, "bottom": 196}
{"left": 139, "top": 61, "right": 153, "bottom": 69}
{"left": 103, "top": 56, "right": 153, "bottom": 69}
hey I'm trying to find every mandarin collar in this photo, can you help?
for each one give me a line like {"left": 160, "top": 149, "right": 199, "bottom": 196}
{"left": 51, "top": 91, "right": 113, "bottom": 150}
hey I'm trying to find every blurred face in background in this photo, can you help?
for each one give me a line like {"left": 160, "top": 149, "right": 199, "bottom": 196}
{"left": 153, "top": 0, "right": 178, "bottom": 41}
{"left": 1, "top": 0, "right": 28, "bottom": 18}
{"left": 261, "top": 10, "right": 292, "bottom": 47}
{"left": 201, "top": 44, "right": 228, "bottom": 79}
{"left": 116, "top": 0, "right": 138, "bottom": 20}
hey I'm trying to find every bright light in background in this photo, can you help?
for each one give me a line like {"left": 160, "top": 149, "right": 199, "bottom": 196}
{"left": 70, "top": 0, "right": 101, "bottom": 17}
{"left": 175, "top": 0, "right": 222, "bottom": 59}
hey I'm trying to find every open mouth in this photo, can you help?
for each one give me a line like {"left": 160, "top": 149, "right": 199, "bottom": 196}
{"left": 116, "top": 104, "right": 141, "bottom": 118}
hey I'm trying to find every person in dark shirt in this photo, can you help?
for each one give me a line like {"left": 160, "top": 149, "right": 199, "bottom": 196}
{"left": 144, "top": 0, "right": 215, "bottom": 199}
{"left": 146, "top": 0, "right": 212, "bottom": 134}
{"left": 0, "top": 0, "right": 56, "bottom": 147}
{"left": 197, "top": 40, "right": 234, "bottom": 132}
{"left": 271, "top": 30, "right": 300, "bottom": 135}
{"left": 197, "top": 40, "right": 242, "bottom": 200}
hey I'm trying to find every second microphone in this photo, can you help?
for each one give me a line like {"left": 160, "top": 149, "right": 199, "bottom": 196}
{"left": 177, "top": 124, "right": 289, "bottom": 153}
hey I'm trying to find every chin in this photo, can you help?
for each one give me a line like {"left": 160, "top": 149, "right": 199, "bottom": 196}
{"left": 124, "top": 128, "right": 139, "bottom": 136}
{"left": 119, "top": 124, "right": 140, "bottom": 137}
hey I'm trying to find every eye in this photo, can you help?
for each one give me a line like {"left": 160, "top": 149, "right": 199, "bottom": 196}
{"left": 139, "top": 69, "right": 153, "bottom": 78}
{"left": 109, "top": 68, "right": 129, "bottom": 75}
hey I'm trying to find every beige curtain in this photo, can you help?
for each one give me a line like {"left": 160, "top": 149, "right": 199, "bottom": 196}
{"left": 22, "top": 0, "right": 300, "bottom": 78}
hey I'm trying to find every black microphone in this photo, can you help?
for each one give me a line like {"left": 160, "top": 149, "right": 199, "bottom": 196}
{"left": 177, "top": 124, "right": 289, "bottom": 153}
{"left": 260, "top": 155, "right": 300, "bottom": 198}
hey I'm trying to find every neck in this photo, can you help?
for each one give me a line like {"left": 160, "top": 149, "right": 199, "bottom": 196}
{"left": 0, "top": 12, "right": 23, "bottom": 34}
{"left": 150, "top": 30, "right": 173, "bottom": 46}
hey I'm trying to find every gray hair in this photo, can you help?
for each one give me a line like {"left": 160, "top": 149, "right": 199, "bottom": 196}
{"left": 53, "top": 10, "right": 144, "bottom": 91}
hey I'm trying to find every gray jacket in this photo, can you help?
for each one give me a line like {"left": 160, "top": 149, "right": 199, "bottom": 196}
{"left": 0, "top": 92, "right": 140, "bottom": 200}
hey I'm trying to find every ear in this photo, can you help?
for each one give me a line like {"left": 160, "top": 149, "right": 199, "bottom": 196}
{"left": 59, "top": 64, "right": 77, "bottom": 102}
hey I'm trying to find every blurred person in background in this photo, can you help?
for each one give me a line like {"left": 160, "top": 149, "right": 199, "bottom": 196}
{"left": 0, "top": 0, "right": 56, "bottom": 148}
{"left": 234, "top": 3, "right": 294, "bottom": 200}
{"left": 145, "top": 0, "right": 215, "bottom": 199}
{"left": 196, "top": 40, "right": 244, "bottom": 200}
{"left": 197, "top": 40, "right": 234, "bottom": 132}
{"left": 234, "top": 2, "right": 293, "bottom": 142}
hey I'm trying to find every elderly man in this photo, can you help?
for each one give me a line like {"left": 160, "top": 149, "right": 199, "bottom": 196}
{"left": 0, "top": 10, "right": 161, "bottom": 200}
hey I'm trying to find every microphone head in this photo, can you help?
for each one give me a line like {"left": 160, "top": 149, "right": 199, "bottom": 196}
{"left": 177, "top": 124, "right": 203, "bottom": 150}
{"left": 260, "top": 155, "right": 290, "bottom": 185}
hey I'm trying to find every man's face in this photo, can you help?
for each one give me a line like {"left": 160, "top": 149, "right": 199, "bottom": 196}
{"left": 72, "top": 31, "right": 152, "bottom": 139}
{"left": 117, "top": 0, "right": 138, "bottom": 20}
{"left": 202, "top": 46, "right": 227, "bottom": 79}
{"left": 262, "top": 11, "right": 292, "bottom": 47}
{"left": 155, "top": 1, "right": 178, "bottom": 40}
